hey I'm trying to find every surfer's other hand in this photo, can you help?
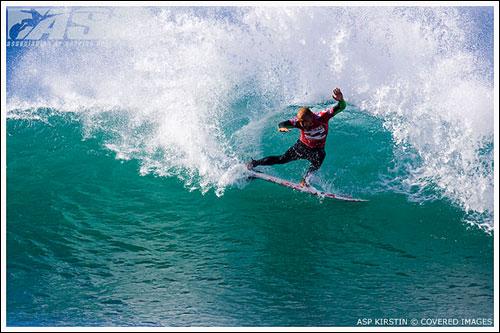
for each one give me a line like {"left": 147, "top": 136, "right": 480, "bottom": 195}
{"left": 332, "top": 87, "right": 344, "bottom": 101}
{"left": 278, "top": 127, "right": 289, "bottom": 132}
{"left": 299, "top": 178, "right": 309, "bottom": 187}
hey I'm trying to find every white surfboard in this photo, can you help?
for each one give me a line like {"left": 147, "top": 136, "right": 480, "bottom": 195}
{"left": 248, "top": 170, "right": 368, "bottom": 202}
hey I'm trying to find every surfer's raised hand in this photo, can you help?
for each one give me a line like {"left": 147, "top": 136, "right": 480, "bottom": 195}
{"left": 278, "top": 127, "right": 290, "bottom": 132}
{"left": 332, "top": 87, "right": 344, "bottom": 101}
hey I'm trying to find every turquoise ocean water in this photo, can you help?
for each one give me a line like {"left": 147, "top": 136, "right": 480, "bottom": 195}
{"left": 6, "top": 6, "right": 494, "bottom": 326}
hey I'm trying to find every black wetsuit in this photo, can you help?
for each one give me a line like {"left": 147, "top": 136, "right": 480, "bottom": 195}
{"left": 252, "top": 140, "right": 326, "bottom": 179}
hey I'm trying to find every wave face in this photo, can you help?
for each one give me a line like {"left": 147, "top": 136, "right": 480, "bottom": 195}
{"left": 7, "top": 7, "right": 494, "bottom": 229}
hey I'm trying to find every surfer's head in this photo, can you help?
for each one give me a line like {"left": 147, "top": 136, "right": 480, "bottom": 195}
{"left": 297, "top": 107, "right": 314, "bottom": 129}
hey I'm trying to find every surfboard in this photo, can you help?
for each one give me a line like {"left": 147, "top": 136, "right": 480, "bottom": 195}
{"left": 248, "top": 170, "right": 368, "bottom": 202}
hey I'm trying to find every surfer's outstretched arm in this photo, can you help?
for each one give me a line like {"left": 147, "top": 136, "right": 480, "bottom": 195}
{"left": 320, "top": 88, "right": 347, "bottom": 119}
{"left": 331, "top": 100, "right": 346, "bottom": 116}
{"left": 277, "top": 120, "right": 295, "bottom": 132}
{"left": 330, "top": 87, "right": 346, "bottom": 117}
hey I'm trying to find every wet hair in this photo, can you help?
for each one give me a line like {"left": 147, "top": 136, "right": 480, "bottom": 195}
{"left": 297, "top": 107, "right": 313, "bottom": 120}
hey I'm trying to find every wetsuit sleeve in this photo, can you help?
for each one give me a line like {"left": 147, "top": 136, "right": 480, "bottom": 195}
{"left": 278, "top": 119, "right": 297, "bottom": 129}
{"left": 324, "top": 100, "right": 347, "bottom": 119}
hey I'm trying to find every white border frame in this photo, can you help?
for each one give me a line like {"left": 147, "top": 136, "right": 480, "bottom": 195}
{"left": 1, "top": 1, "right": 498, "bottom": 332}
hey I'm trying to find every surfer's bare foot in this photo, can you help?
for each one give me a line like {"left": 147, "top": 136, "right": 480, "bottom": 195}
{"left": 299, "top": 178, "right": 309, "bottom": 187}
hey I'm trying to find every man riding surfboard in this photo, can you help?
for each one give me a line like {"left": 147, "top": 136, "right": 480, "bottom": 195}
{"left": 247, "top": 88, "right": 346, "bottom": 187}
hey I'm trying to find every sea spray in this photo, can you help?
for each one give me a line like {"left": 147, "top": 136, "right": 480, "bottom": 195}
{"left": 7, "top": 6, "right": 494, "bottom": 228}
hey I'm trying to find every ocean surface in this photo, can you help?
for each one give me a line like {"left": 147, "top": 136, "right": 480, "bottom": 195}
{"left": 6, "top": 6, "right": 494, "bottom": 326}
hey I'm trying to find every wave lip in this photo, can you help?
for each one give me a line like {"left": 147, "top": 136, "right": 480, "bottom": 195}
{"left": 7, "top": 6, "right": 494, "bottom": 229}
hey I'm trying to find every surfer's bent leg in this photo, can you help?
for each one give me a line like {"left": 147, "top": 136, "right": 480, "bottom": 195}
{"left": 303, "top": 148, "right": 326, "bottom": 179}
{"left": 252, "top": 141, "right": 302, "bottom": 167}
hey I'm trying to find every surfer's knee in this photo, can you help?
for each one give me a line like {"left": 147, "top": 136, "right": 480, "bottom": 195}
{"left": 276, "top": 154, "right": 289, "bottom": 164}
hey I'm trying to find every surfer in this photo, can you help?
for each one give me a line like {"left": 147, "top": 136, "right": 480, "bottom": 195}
{"left": 247, "top": 88, "right": 346, "bottom": 187}
{"left": 9, "top": 9, "right": 59, "bottom": 40}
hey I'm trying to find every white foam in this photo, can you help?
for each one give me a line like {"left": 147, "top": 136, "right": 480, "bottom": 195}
{"left": 7, "top": 7, "right": 494, "bottom": 226}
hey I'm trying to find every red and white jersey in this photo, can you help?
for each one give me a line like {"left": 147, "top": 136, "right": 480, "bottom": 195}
{"left": 289, "top": 108, "right": 336, "bottom": 149}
